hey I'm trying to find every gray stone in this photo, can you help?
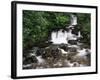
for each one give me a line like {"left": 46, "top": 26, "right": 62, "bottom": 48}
{"left": 68, "top": 40, "right": 77, "bottom": 45}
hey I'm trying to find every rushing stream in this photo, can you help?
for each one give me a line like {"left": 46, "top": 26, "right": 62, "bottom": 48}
{"left": 23, "top": 14, "right": 91, "bottom": 69}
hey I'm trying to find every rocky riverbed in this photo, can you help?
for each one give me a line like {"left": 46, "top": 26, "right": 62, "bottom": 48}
{"left": 23, "top": 43, "right": 91, "bottom": 69}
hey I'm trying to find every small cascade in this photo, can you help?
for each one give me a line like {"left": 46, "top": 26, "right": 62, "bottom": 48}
{"left": 50, "top": 14, "right": 80, "bottom": 44}
{"left": 70, "top": 14, "right": 77, "bottom": 26}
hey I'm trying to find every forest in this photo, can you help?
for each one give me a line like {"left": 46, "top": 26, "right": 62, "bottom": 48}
{"left": 23, "top": 10, "right": 90, "bottom": 52}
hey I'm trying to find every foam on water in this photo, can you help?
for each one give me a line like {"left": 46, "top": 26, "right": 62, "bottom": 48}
{"left": 51, "top": 30, "right": 68, "bottom": 44}
{"left": 58, "top": 48, "right": 68, "bottom": 55}
{"left": 77, "top": 48, "right": 88, "bottom": 57}
{"left": 36, "top": 56, "right": 45, "bottom": 64}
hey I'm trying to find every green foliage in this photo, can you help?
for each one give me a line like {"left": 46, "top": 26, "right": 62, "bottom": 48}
{"left": 77, "top": 13, "right": 91, "bottom": 45}
{"left": 23, "top": 10, "right": 91, "bottom": 50}
{"left": 23, "top": 11, "right": 70, "bottom": 50}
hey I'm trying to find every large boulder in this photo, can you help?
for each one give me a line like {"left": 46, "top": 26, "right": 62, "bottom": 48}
{"left": 42, "top": 45, "right": 61, "bottom": 61}
{"left": 35, "top": 48, "right": 45, "bottom": 56}
{"left": 71, "top": 28, "right": 79, "bottom": 35}
{"left": 23, "top": 56, "right": 38, "bottom": 65}
{"left": 68, "top": 40, "right": 77, "bottom": 45}
{"left": 59, "top": 44, "right": 68, "bottom": 51}
{"left": 68, "top": 47, "right": 77, "bottom": 52}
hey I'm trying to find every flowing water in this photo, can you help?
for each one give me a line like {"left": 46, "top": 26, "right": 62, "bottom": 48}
{"left": 23, "top": 14, "right": 91, "bottom": 69}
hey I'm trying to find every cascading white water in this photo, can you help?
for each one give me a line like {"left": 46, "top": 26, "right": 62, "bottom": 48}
{"left": 70, "top": 14, "right": 77, "bottom": 25}
{"left": 50, "top": 14, "right": 78, "bottom": 44}
{"left": 51, "top": 29, "right": 68, "bottom": 44}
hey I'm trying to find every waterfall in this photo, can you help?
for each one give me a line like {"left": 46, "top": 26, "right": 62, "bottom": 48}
{"left": 23, "top": 13, "right": 90, "bottom": 69}
{"left": 70, "top": 14, "right": 77, "bottom": 25}
{"left": 50, "top": 14, "right": 79, "bottom": 44}
{"left": 51, "top": 29, "right": 68, "bottom": 44}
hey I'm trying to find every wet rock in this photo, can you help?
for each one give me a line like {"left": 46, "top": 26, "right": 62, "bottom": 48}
{"left": 59, "top": 44, "right": 68, "bottom": 51}
{"left": 23, "top": 56, "right": 38, "bottom": 65}
{"left": 78, "top": 44, "right": 90, "bottom": 50}
{"left": 68, "top": 47, "right": 77, "bottom": 52}
{"left": 29, "top": 47, "right": 39, "bottom": 56}
{"left": 71, "top": 28, "right": 79, "bottom": 35}
{"left": 68, "top": 40, "right": 77, "bottom": 45}
{"left": 41, "top": 53, "right": 47, "bottom": 59}
{"left": 35, "top": 49, "right": 41, "bottom": 56}
{"left": 77, "top": 37, "right": 82, "bottom": 41}
{"left": 35, "top": 41, "right": 52, "bottom": 48}
{"left": 72, "top": 62, "right": 80, "bottom": 67}
{"left": 42, "top": 45, "right": 61, "bottom": 61}
{"left": 72, "top": 52, "right": 90, "bottom": 66}
{"left": 67, "top": 52, "right": 78, "bottom": 62}
{"left": 23, "top": 50, "right": 33, "bottom": 58}
{"left": 41, "top": 47, "right": 52, "bottom": 59}
{"left": 45, "top": 40, "right": 53, "bottom": 44}
{"left": 35, "top": 48, "right": 45, "bottom": 56}
{"left": 51, "top": 48, "right": 60, "bottom": 59}
{"left": 83, "top": 45, "right": 90, "bottom": 49}
{"left": 65, "top": 27, "right": 70, "bottom": 32}
{"left": 85, "top": 49, "right": 91, "bottom": 54}
{"left": 77, "top": 57, "right": 89, "bottom": 65}
{"left": 31, "top": 47, "right": 39, "bottom": 52}
{"left": 85, "top": 49, "right": 91, "bottom": 66}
